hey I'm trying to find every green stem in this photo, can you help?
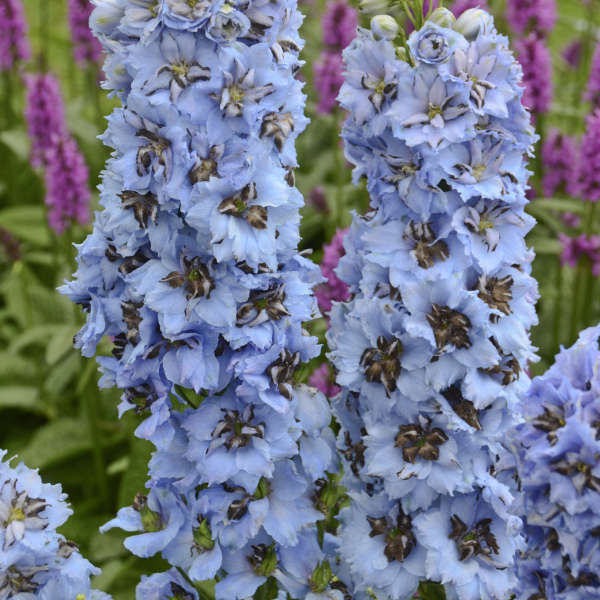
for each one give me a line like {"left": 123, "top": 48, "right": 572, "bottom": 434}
{"left": 332, "top": 108, "right": 345, "bottom": 235}
{"left": 3, "top": 72, "right": 13, "bottom": 130}
{"left": 39, "top": 0, "right": 49, "bottom": 70}
{"left": 581, "top": 202, "right": 599, "bottom": 328}
{"left": 551, "top": 259, "right": 564, "bottom": 356}
{"left": 88, "top": 67, "right": 105, "bottom": 133}
{"left": 569, "top": 257, "right": 588, "bottom": 344}
{"left": 84, "top": 362, "right": 110, "bottom": 510}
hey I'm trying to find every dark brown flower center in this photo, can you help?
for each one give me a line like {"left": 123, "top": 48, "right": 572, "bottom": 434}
{"left": 405, "top": 222, "right": 449, "bottom": 269}
{"left": 477, "top": 274, "right": 513, "bottom": 321}
{"left": 449, "top": 515, "right": 499, "bottom": 561}
{"left": 427, "top": 304, "right": 472, "bottom": 350}
{"left": 367, "top": 506, "right": 415, "bottom": 563}
{"left": 395, "top": 419, "right": 448, "bottom": 463}
{"left": 360, "top": 336, "right": 402, "bottom": 396}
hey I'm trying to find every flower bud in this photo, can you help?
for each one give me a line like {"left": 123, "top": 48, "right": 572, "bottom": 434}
{"left": 310, "top": 561, "right": 334, "bottom": 593}
{"left": 396, "top": 46, "right": 408, "bottom": 62}
{"left": 428, "top": 7, "right": 456, "bottom": 29}
{"left": 359, "top": 0, "right": 389, "bottom": 14}
{"left": 370, "top": 15, "right": 399, "bottom": 41}
{"left": 454, "top": 8, "right": 487, "bottom": 40}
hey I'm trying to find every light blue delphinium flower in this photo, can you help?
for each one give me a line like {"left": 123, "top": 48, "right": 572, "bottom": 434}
{"left": 0, "top": 450, "right": 111, "bottom": 599}
{"left": 62, "top": 0, "right": 335, "bottom": 596}
{"left": 327, "top": 5, "right": 538, "bottom": 599}
{"left": 512, "top": 325, "right": 600, "bottom": 598}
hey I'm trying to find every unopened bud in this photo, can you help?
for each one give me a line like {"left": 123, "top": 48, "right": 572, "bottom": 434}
{"left": 359, "top": 0, "right": 389, "bottom": 15}
{"left": 428, "top": 7, "right": 456, "bottom": 29}
{"left": 371, "top": 15, "right": 399, "bottom": 41}
{"left": 396, "top": 46, "right": 408, "bottom": 62}
{"left": 310, "top": 561, "right": 334, "bottom": 593}
{"left": 454, "top": 8, "right": 488, "bottom": 40}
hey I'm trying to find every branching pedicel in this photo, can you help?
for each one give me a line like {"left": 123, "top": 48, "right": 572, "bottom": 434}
{"left": 328, "top": 5, "right": 538, "bottom": 599}
{"left": 62, "top": 1, "right": 336, "bottom": 597}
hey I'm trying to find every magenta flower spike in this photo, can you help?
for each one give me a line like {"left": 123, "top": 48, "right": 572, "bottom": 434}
{"left": 24, "top": 73, "right": 67, "bottom": 168}
{"left": 506, "top": 0, "right": 556, "bottom": 36}
{"left": 0, "top": 0, "right": 30, "bottom": 72}
{"left": 541, "top": 129, "right": 580, "bottom": 197}
{"left": 578, "top": 109, "right": 600, "bottom": 202}
{"left": 450, "top": 0, "right": 489, "bottom": 17}
{"left": 314, "top": 50, "right": 345, "bottom": 114}
{"left": 514, "top": 33, "right": 553, "bottom": 116}
{"left": 585, "top": 43, "right": 600, "bottom": 107}
{"left": 44, "top": 135, "right": 91, "bottom": 234}
{"left": 322, "top": 0, "right": 358, "bottom": 50}
{"left": 68, "top": 0, "right": 102, "bottom": 66}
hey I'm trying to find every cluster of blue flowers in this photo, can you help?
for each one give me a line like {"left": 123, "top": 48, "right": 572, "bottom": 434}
{"left": 62, "top": 0, "right": 337, "bottom": 597}
{"left": 327, "top": 6, "right": 539, "bottom": 599}
{"left": 514, "top": 325, "right": 600, "bottom": 599}
{"left": 0, "top": 450, "right": 110, "bottom": 599}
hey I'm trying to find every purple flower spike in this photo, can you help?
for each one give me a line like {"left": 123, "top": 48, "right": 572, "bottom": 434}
{"left": 541, "top": 129, "right": 580, "bottom": 198}
{"left": 24, "top": 73, "right": 67, "bottom": 168}
{"left": 0, "top": 0, "right": 30, "bottom": 72}
{"left": 450, "top": 0, "right": 489, "bottom": 17}
{"left": 322, "top": 0, "right": 357, "bottom": 50}
{"left": 44, "top": 135, "right": 91, "bottom": 234}
{"left": 578, "top": 109, "right": 600, "bottom": 203}
{"left": 559, "top": 233, "right": 600, "bottom": 275}
{"left": 314, "top": 51, "right": 344, "bottom": 114}
{"left": 515, "top": 34, "right": 553, "bottom": 116}
{"left": 68, "top": 0, "right": 102, "bottom": 66}
{"left": 506, "top": 0, "right": 556, "bottom": 35}
{"left": 309, "top": 363, "right": 341, "bottom": 398}
{"left": 562, "top": 40, "right": 582, "bottom": 69}
{"left": 585, "top": 43, "right": 600, "bottom": 108}
{"left": 315, "top": 228, "right": 350, "bottom": 315}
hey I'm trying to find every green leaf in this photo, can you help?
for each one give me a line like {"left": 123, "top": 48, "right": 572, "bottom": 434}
{"left": 418, "top": 581, "right": 446, "bottom": 600}
{"left": 0, "top": 130, "right": 30, "bottom": 161}
{"left": 533, "top": 197, "right": 585, "bottom": 214}
{"left": 0, "top": 205, "right": 50, "bottom": 246}
{"left": 43, "top": 351, "right": 81, "bottom": 396}
{"left": 0, "top": 386, "right": 43, "bottom": 414}
{"left": 253, "top": 577, "right": 279, "bottom": 600}
{"left": 19, "top": 417, "right": 92, "bottom": 469}
{"left": 117, "top": 436, "right": 154, "bottom": 508}
{"left": 45, "top": 324, "right": 78, "bottom": 365}
{"left": 9, "top": 324, "right": 72, "bottom": 354}
{"left": 0, "top": 353, "right": 34, "bottom": 379}
{"left": 531, "top": 238, "right": 562, "bottom": 255}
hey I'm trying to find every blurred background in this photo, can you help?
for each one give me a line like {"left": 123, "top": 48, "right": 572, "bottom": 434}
{"left": 0, "top": 0, "right": 596, "bottom": 596}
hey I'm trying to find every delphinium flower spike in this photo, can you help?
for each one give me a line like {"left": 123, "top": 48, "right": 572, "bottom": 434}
{"left": 0, "top": 450, "right": 111, "bottom": 599}
{"left": 328, "top": 6, "right": 539, "bottom": 599}
{"left": 62, "top": 1, "right": 337, "bottom": 597}
{"left": 0, "top": 0, "right": 30, "bottom": 72}
{"left": 512, "top": 325, "right": 600, "bottom": 598}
